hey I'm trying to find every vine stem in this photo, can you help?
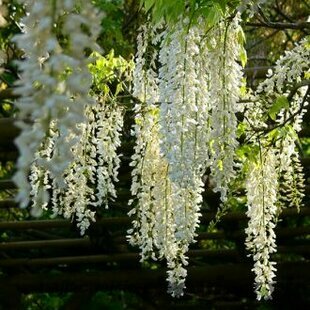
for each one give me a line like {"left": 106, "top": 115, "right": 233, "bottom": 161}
{"left": 258, "top": 139, "right": 266, "bottom": 230}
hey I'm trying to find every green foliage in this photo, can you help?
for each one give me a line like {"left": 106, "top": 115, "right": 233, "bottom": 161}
{"left": 301, "top": 138, "right": 310, "bottom": 156}
{"left": 239, "top": 45, "right": 247, "bottom": 67}
{"left": 22, "top": 293, "right": 71, "bottom": 310}
{"left": 92, "top": 0, "right": 135, "bottom": 57}
{"left": 236, "top": 121, "right": 247, "bottom": 138}
{"left": 139, "top": 0, "right": 241, "bottom": 26}
{"left": 268, "top": 95, "right": 289, "bottom": 121}
{"left": 89, "top": 50, "right": 133, "bottom": 97}
{"left": 0, "top": 161, "right": 14, "bottom": 179}
{"left": 142, "top": 0, "right": 186, "bottom": 25}
{"left": 236, "top": 144, "right": 260, "bottom": 162}
{"left": 87, "top": 291, "right": 144, "bottom": 309}
{"left": 22, "top": 291, "right": 144, "bottom": 310}
{"left": 198, "top": 0, "right": 226, "bottom": 25}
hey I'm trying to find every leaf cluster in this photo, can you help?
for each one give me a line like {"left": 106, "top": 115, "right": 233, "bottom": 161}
{"left": 92, "top": 0, "right": 136, "bottom": 57}
{"left": 140, "top": 0, "right": 241, "bottom": 26}
{"left": 89, "top": 50, "right": 133, "bottom": 99}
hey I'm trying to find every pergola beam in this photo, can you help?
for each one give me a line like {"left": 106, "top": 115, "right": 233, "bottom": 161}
{"left": 0, "top": 206, "right": 310, "bottom": 231}
{"left": 2, "top": 261, "right": 309, "bottom": 293}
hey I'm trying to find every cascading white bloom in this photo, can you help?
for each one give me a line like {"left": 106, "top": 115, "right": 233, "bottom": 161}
{"left": 129, "top": 14, "right": 245, "bottom": 297}
{"left": 29, "top": 123, "right": 57, "bottom": 217}
{"left": 247, "top": 38, "right": 309, "bottom": 213}
{"left": 129, "top": 102, "right": 189, "bottom": 296}
{"left": 29, "top": 100, "right": 124, "bottom": 235}
{"left": 13, "top": 0, "right": 102, "bottom": 208}
{"left": 247, "top": 37, "right": 309, "bottom": 142}
{"left": 257, "top": 38, "right": 309, "bottom": 95}
{"left": 54, "top": 120, "right": 96, "bottom": 235}
{"left": 275, "top": 94, "right": 307, "bottom": 211}
{"left": 158, "top": 20, "right": 213, "bottom": 296}
{"left": 243, "top": 37, "right": 309, "bottom": 301}
{"left": 27, "top": 49, "right": 128, "bottom": 234}
{"left": 14, "top": 0, "right": 307, "bottom": 301}
{"left": 245, "top": 147, "right": 278, "bottom": 300}
{"left": 208, "top": 14, "right": 244, "bottom": 201}
{"left": 128, "top": 23, "right": 165, "bottom": 261}
{"left": 130, "top": 8, "right": 307, "bottom": 301}
{"left": 92, "top": 101, "right": 123, "bottom": 209}
{"left": 129, "top": 22, "right": 191, "bottom": 296}
{"left": 159, "top": 19, "right": 211, "bottom": 186}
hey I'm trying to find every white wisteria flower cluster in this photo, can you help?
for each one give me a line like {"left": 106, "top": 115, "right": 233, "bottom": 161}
{"left": 30, "top": 101, "right": 124, "bottom": 235}
{"left": 128, "top": 14, "right": 245, "bottom": 297}
{"left": 27, "top": 47, "right": 131, "bottom": 234}
{"left": 245, "top": 37, "right": 309, "bottom": 215}
{"left": 13, "top": 0, "right": 102, "bottom": 208}
{"left": 245, "top": 147, "right": 278, "bottom": 300}
{"left": 208, "top": 16, "right": 244, "bottom": 201}
{"left": 53, "top": 101, "right": 123, "bottom": 235}
{"left": 243, "top": 38, "right": 309, "bottom": 300}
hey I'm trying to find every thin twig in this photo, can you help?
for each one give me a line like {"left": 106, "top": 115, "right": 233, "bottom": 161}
{"left": 245, "top": 21, "right": 310, "bottom": 31}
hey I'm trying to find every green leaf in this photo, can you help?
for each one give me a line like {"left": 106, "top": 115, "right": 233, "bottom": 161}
{"left": 287, "top": 124, "right": 299, "bottom": 140}
{"left": 237, "top": 28, "right": 246, "bottom": 45}
{"left": 240, "top": 77, "right": 247, "bottom": 96}
{"left": 236, "top": 144, "right": 259, "bottom": 162}
{"left": 217, "top": 0, "right": 228, "bottom": 13}
{"left": 236, "top": 121, "right": 247, "bottom": 138}
{"left": 115, "top": 83, "right": 123, "bottom": 96}
{"left": 239, "top": 46, "right": 247, "bottom": 68}
{"left": 268, "top": 95, "right": 289, "bottom": 120}
{"left": 143, "top": 0, "right": 156, "bottom": 11}
{"left": 267, "top": 128, "right": 280, "bottom": 141}
{"left": 304, "top": 71, "right": 310, "bottom": 79}
{"left": 203, "top": 3, "right": 222, "bottom": 27}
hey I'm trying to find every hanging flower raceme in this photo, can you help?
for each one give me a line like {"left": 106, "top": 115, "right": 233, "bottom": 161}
{"left": 29, "top": 100, "right": 124, "bottom": 234}
{"left": 258, "top": 38, "right": 309, "bottom": 212}
{"left": 13, "top": 0, "right": 102, "bottom": 208}
{"left": 157, "top": 19, "right": 212, "bottom": 296}
{"left": 245, "top": 146, "right": 278, "bottom": 300}
{"left": 275, "top": 96, "right": 307, "bottom": 212}
{"left": 129, "top": 14, "right": 246, "bottom": 297}
{"left": 244, "top": 38, "right": 309, "bottom": 214}
{"left": 158, "top": 18, "right": 208, "bottom": 269}
{"left": 159, "top": 19, "right": 211, "bottom": 188}
{"left": 52, "top": 101, "right": 123, "bottom": 235}
{"left": 28, "top": 123, "right": 57, "bottom": 217}
{"left": 243, "top": 37, "right": 309, "bottom": 300}
{"left": 28, "top": 50, "right": 131, "bottom": 234}
{"left": 129, "top": 22, "right": 170, "bottom": 268}
{"left": 257, "top": 38, "right": 310, "bottom": 95}
{"left": 208, "top": 14, "right": 245, "bottom": 201}
{"left": 128, "top": 22, "right": 191, "bottom": 296}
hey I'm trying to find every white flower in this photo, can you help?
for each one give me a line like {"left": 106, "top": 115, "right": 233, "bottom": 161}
{"left": 13, "top": 0, "right": 102, "bottom": 209}
{"left": 208, "top": 14, "right": 244, "bottom": 202}
{"left": 129, "top": 14, "right": 245, "bottom": 297}
{"left": 245, "top": 147, "right": 278, "bottom": 300}
{"left": 257, "top": 38, "right": 310, "bottom": 96}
